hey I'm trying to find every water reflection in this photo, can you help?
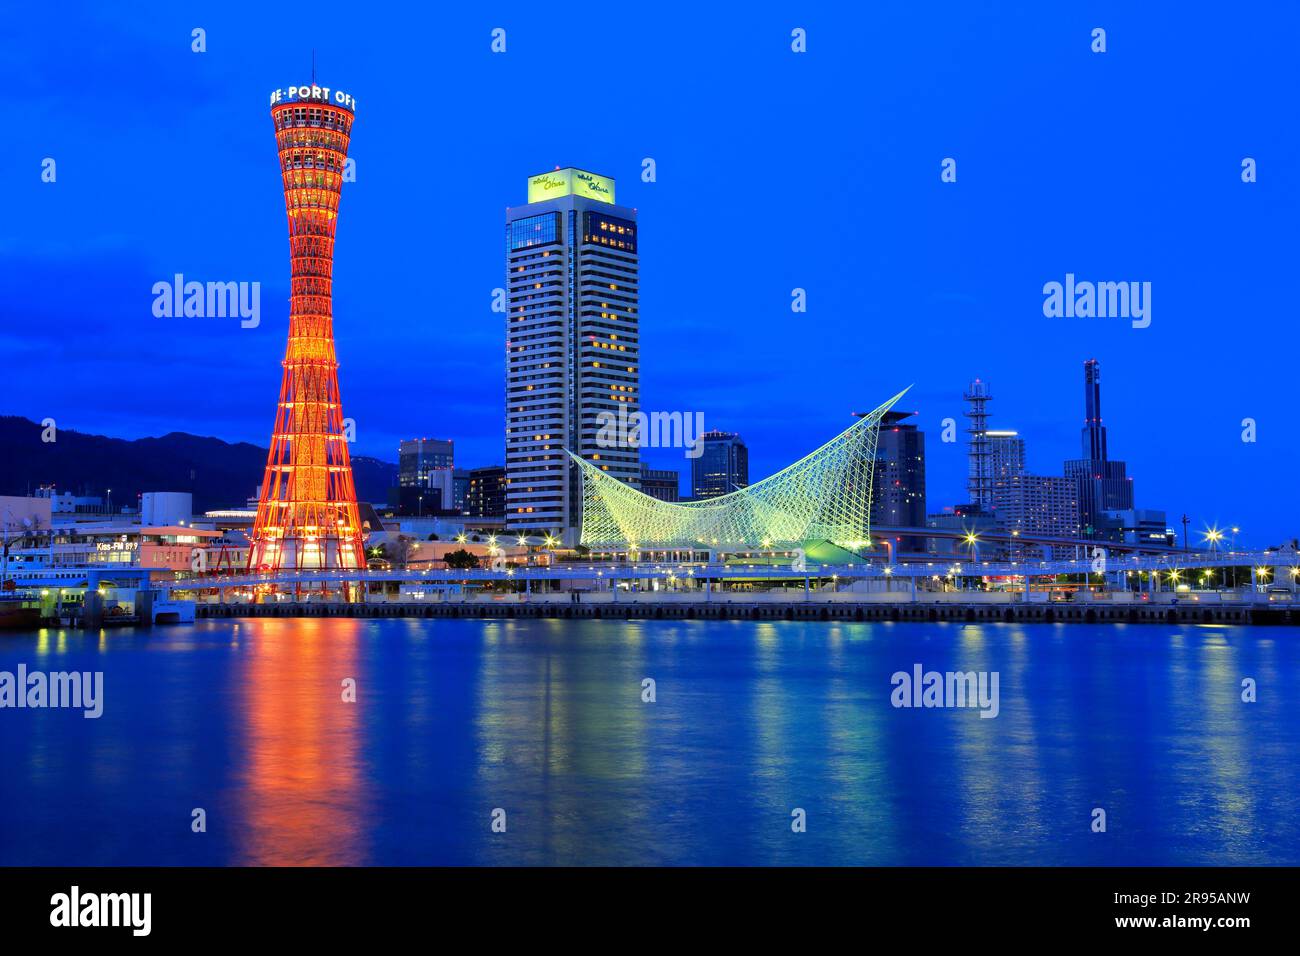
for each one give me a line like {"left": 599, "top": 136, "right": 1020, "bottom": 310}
{"left": 1, "top": 618, "right": 1298, "bottom": 866}
{"left": 233, "top": 618, "right": 367, "bottom": 865}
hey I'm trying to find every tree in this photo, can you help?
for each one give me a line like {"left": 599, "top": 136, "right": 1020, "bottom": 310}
{"left": 444, "top": 548, "right": 480, "bottom": 570}
{"left": 383, "top": 534, "right": 416, "bottom": 570}
{"left": 2, "top": 511, "right": 42, "bottom": 589}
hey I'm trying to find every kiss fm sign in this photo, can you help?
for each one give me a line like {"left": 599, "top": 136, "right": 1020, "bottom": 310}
{"left": 528, "top": 167, "right": 615, "bottom": 204}
{"left": 269, "top": 84, "right": 357, "bottom": 112}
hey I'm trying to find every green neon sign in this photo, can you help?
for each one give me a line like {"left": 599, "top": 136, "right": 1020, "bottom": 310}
{"left": 527, "top": 168, "right": 615, "bottom": 204}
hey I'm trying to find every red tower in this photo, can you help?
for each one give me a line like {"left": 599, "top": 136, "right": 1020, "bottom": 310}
{"left": 248, "top": 84, "right": 364, "bottom": 576}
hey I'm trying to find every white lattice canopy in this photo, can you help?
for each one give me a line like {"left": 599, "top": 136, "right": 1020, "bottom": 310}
{"left": 573, "top": 389, "right": 908, "bottom": 548}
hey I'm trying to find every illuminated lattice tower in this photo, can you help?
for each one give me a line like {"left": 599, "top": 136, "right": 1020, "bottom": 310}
{"left": 248, "top": 84, "right": 363, "bottom": 573}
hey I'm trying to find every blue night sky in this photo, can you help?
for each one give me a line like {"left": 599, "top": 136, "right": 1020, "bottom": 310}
{"left": 4, "top": 2, "right": 1297, "bottom": 542}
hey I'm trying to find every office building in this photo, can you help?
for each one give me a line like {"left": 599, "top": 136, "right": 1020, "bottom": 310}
{"left": 1064, "top": 359, "right": 1134, "bottom": 537}
{"left": 988, "top": 430, "right": 1025, "bottom": 482}
{"left": 466, "top": 465, "right": 507, "bottom": 520}
{"left": 639, "top": 463, "right": 681, "bottom": 503}
{"left": 993, "top": 474, "right": 1081, "bottom": 558}
{"left": 399, "top": 438, "right": 454, "bottom": 486}
{"left": 692, "top": 431, "right": 748, "bottom": 500}
{"left": 870, "top": 410, "right": 926, "bottom": 553}
{"left": 452, "top": 469, "right": 470, "bottom": 514}
{"left": 396, "top": 438, "right": 455, "bottom": 516}
{"left": 505, "top": 168, "right": 639, "bottom": 542}
{"left": 1095, "top": 508, "right": 1173, "bottom": 549}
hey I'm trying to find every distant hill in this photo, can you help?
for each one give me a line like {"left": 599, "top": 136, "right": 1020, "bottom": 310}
{"left": 1, "top": 416, "right": 397, "bottom": 512}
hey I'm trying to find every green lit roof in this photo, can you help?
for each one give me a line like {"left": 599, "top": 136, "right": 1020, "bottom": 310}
{"left": 573, "top": 389, "right": 908, "bottom": 548}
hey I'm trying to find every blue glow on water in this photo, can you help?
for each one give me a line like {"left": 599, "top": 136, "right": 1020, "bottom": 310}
{"left": 1, "top": 618, "right": 1297, "bottom": 865}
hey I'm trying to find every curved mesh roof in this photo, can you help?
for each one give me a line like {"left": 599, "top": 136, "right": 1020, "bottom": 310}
{"left": 573, "top": 389, "right": 909, "bottom": 548}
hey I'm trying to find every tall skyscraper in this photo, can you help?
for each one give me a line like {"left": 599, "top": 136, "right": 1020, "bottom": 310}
{"left": 870, "top": 410, "right": 926, "bottom": 552}
{"left": 964, "top": 379, "right": 994, "bottom": 512}
{"left": 249, "top": 83, "right": 364, "bottom": 573}
{"left": 1064, "top": 359, "right": 1134, "bottom": 536}
{"left": 505, "top": 168, "right": 639, "bottom": 543}
{"left": 692, "top": 431, "right": 748, "bottom": 500}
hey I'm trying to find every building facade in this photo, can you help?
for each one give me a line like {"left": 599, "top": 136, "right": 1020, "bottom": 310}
{"left": 691, "top": 431, "right": 748, "bottom": 500}
{"left": 452, "top": 469, "right": 470, "bottom": 514}
{"left": 639, "top": 463, "right": 681, "bottom": 503}
{"left": 988, "top": 431, "right": 1025, "bottom": 483}
{"left": 505, "top": 168, "right": 639, "bottom": 543}
{"left": 466, "top": 465, "right": 507, "bottom": 520}
{"left": 1063, "top": 359, "right": 1134, "bottom": 537}
{"left": 396, "top": 438, "right": 455, "bottom": 515}
{"left": 870, "top": 410, "right": 926, "bottom": 553}
{"left": 399, "top": 438, "right": 454, "bottom": 487}
{"left": 992, "top": 474, "right": 1081, "bottom": 557}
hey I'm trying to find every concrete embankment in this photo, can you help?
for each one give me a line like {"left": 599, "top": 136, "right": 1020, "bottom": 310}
{"left": 195, "top": 601, "right": 1296, "bottom": 625}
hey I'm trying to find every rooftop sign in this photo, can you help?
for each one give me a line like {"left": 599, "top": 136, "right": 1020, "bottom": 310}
{"left": 269, "top": 84, "right": 356, "bottom": 112}
{"left": 528, "top": 168, "right": 615, "bottom": 204}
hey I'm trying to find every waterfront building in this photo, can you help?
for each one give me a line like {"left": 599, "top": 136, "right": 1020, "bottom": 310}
{"left": 1096, "top": 508, "right": 1173, "bottom": 549}
{"left": 505, "top": 168, "right": 639, "bottom": 543}
{"left": 639, "top": 463, "right": 681, "bottom": 503}
{"left": 1063, "top": 359, "right": 1134, "bottom": 537}
{"left": 870, "top": 410, "right": 926, "bottom": 553}
{"left": 248, "top": 82, "right": 364, "bottom": 572}
{"left": 691, "top": 431, "right": 748, "bottom": 500}
{"left": 925, "top": 507, "right": 999, "bottom": 557}
{"left": 32, "top": 486, "right": 108, "bottom": 514}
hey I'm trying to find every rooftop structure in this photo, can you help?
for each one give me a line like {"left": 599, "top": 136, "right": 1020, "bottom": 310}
{"left": 573, "top": 390, "right": 906, "bottom": 549}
